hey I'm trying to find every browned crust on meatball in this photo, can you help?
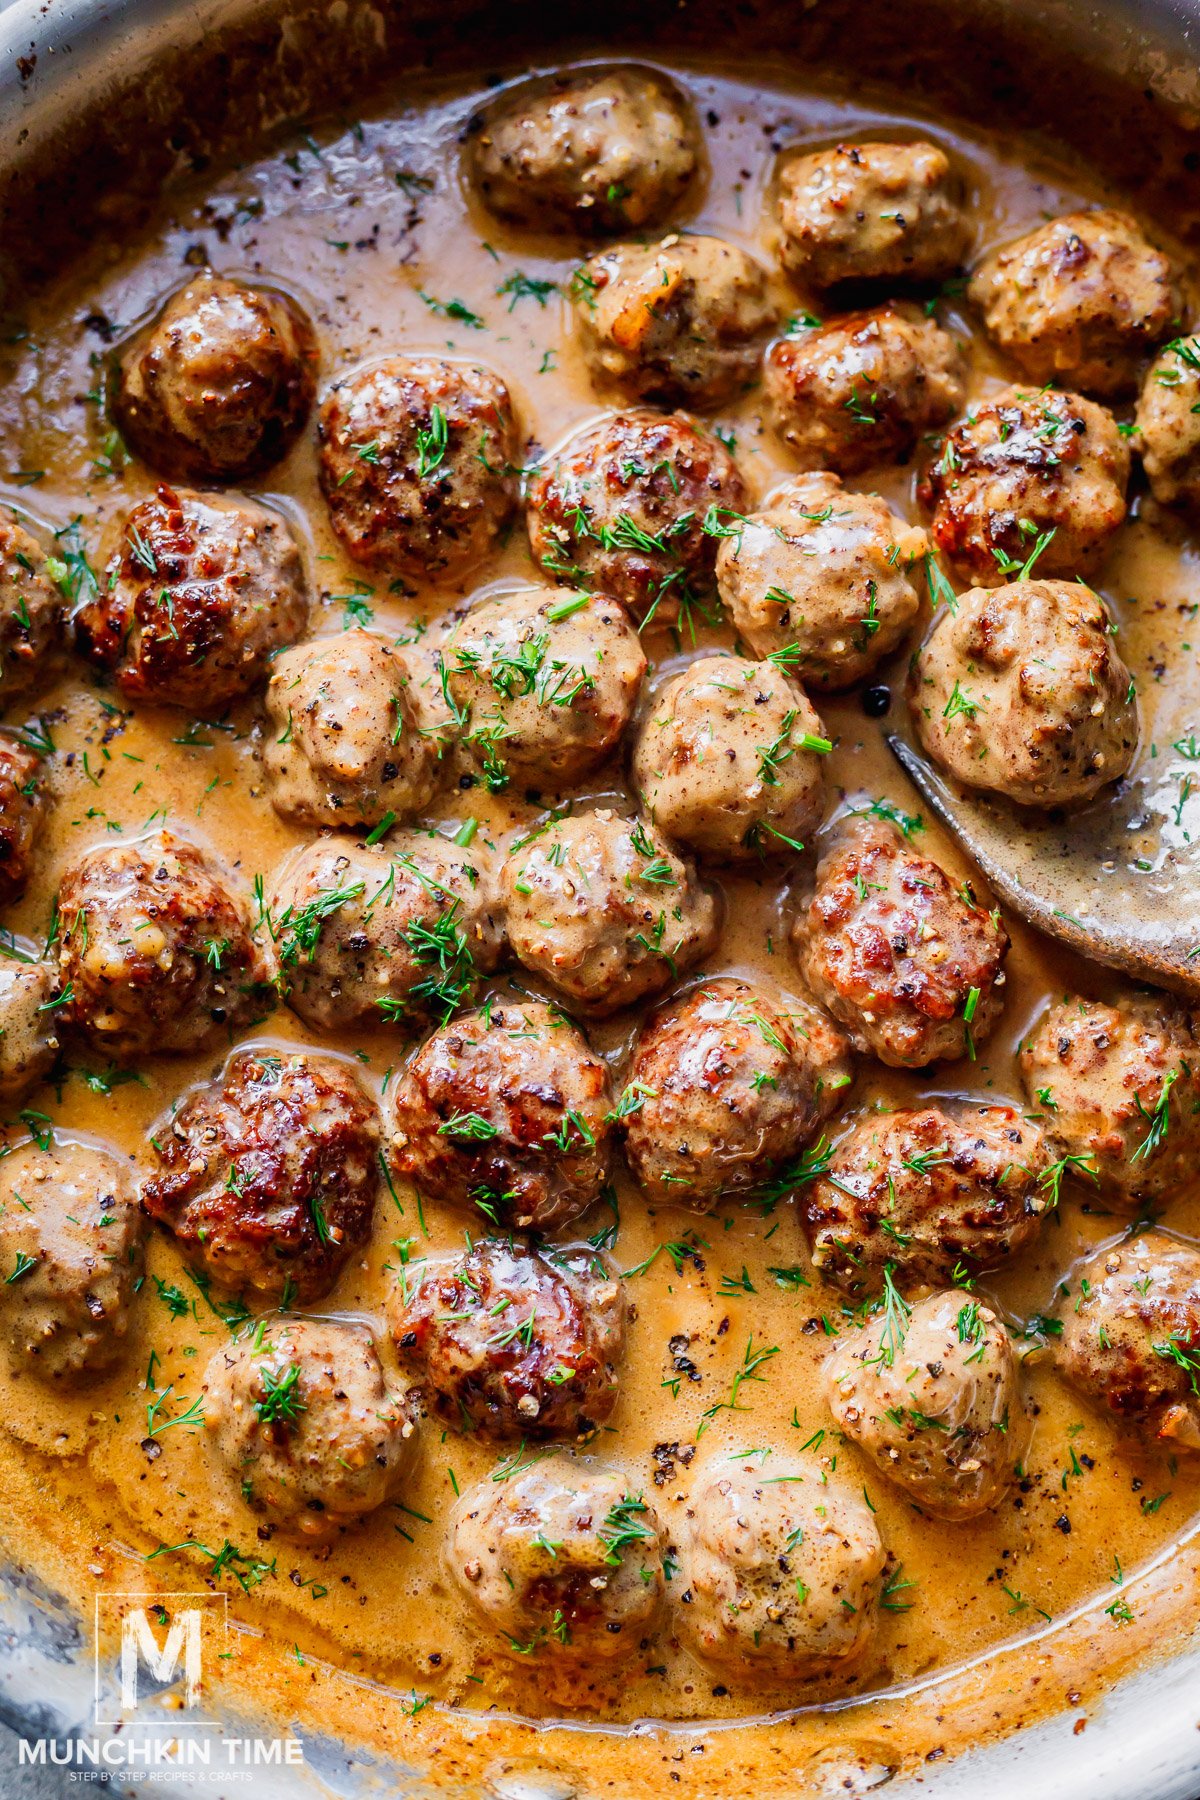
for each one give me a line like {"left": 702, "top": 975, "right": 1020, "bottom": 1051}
{"left": 0, "top": 731, "right": 46, "bottom": 906}
{"left": 0, "top": 519, "right": 64, "bottom": 704}
{"left": 777, "top": 140, "right": 971, "bottom": 290}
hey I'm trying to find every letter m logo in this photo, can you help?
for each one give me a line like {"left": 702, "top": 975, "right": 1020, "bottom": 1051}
{"left": 119, "top": 1606, "right": 203, "bottom": 1709}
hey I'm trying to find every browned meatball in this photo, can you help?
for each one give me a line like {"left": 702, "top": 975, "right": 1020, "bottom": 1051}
{"left": 632, "top": 654, "right": 830, "bottom": 863}
{"left": 1054, "top": 1230, "right": 1200, "bottom": 1451}
{"left": 0, "top": 1138, "right": 142, "bottom": 1383}
{"left": 141, "top": 1047, "right": 380, "bottom": 1303}
{"left": 622, "top": 977, "right": 852, "bottom": 1209}
{"left": 267, "top": 830, "right": 502, "bottom": 1035}
{"left": 825, "top": 1290, "right": 1028, "bottom": 1518}
{"left": 75, "top": 486, "right": 308, "bottom": 710}
{"left": 318, "top": 356, "right": 519, "bottom": 582}
{"left": 391, "top": 1238, "right": 626, "bottom": 1440}
{"left": 526, "top": 409, "right": 746, "bottom": 629}
{"left": 57, "top": 831, "right": 273, "bottom": 1059}
{"left": 574, "top": 233, "right": 773, "bottom": 409}
{"left": 1019, "top": 989, "right": 1200, "bottom": 1209}
{"left": 0, "top": 955, "right": 59, "bottom": 1100}
{"left": 777, "top": 140, "right": 970, "bottom": 290}
{"left": 114, "top": 273, "right": 317, "bottom": 484}
{"left": 264, "top": 630, "right": 442, "bottom": 829}
{"left": 1135, "top": 334, "right": 1200, "bottom": 513}
{"left": 500, "top": 809, "right": 720, "bottom": 1015}
{"left": 0, "top": 731, "right": 46, "bottom": 905}
{"left": 714, "top": 471, "right": 927, "bottom": 692}
{"left": 203, "top": 1316, "right": 418, "bottom": 1536}
{"left": 792, "top": 815, "right": 1009, "bottom": 1068}
{"left": 969, "top": 209, "right": 1179, "bottom": 396}
{"left": 920, "top": 386, "right": 1129, "bottom": 584}
{"left": 803, "top": 1104, "right": 1051, "bottom": 1293}
{"left": 465, "top": 65, "right": 699, "bottom": 235}
{"left": 392, "top": 999, "right": 614, "bottom": 1234}
{"left": 764, "top": 304, "right": 965, "bottom": 477}
{"left": 441, "top": 585, "right": 646, "bottom": 793}
{"left": 0, "top": 519, "right": 63, "bottom": 704}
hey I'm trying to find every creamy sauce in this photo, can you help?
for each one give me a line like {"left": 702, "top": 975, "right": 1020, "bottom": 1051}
{"left": 0, "top": 52, "right": 1198, "bottom": 1775}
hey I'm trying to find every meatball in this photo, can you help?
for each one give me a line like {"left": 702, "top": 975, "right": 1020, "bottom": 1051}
{"left": 57, "top": 831, "right": 272, "bottom": 1059}
{"left": 450, "top": 1455, "right": 666, "bottom": 1658}
{"left": 1019, "top": 989, "right": 1200, "bottom": 1209}
{"left": 574, "top": 233, "right": 773, "bottom": 409}
{"left": 264, "top": 630, "right": 441, "bottom": 829}
{"left": 634, "top": 655, "right": 830, "bottom": 863}
{"left": 622, "top": 977, "right": 851, "bottom": 1209}
{"left": 825, "top": 1290, "right": 1027, "bottom": 1518}
{"left": 267, "top": 830, "right": 502, "bottom": 1035}
{"left": 675, "top": 1459, "right": 885, "bottom": 1677}
{"left": 318, "top": 356, "right": 519, "bottom": 583}
{"left": 714, "top": 471, "right": 927, "bottom": 691}
{"left": 203, "top": 1316, "right": 418, "bottom": 1536}
{"left": 526, "top": 409, "right": 746, "bottom": 628}
{"left": 777, "top": 140, "right": 970, "bottom": 290}
{"left": 500, "top": 809, "right": 720, "bottom": 1015}
{"left": 113, "top": 272, "right": 317, "bottom": 484}
{"left": 75, "top": 486, "right": 308, "bottom": 710}
{"left": 0, "top": 518, "right": 63, "bottom": 704}
{"left": 0, "top": 1138, "right": 142, "bottom": 1383}
{"left": 803, "top": 1104, "right": 1051, "bottom": 1293}
{"left": 920, "top": 386, "right": 1129, "bottom": 583}
{"left": 909, "top": 579, "right": 1138, "bottom": 808}
{"left": 142, "top": 1048, "right": 380, "bottom": 1303}
{"left": 0, "top": 731, "right": 46, "bottom": 905}
{"left": 465, "top": 65, "right": 699, "bottom": 235}
{"left": 764, "top": 304, "right": 965, "bottom": 477}
{"left": 392, "top": 999, "right": 614, "bottom": 1234}
{"left": 391, "top": 1238, "right": 626, "bottom": 1440}
{"left": 1135, "top": 334, "right": 1200, "bottom": 513}
{"left": 968, "top": 209, "right": 1179, "bottom": 397}
{"left": 1055, "top": 1230, "right": 1200, "bottom": 1450}
{"left": 441, "top": 585, "right": 646, "bottom": 793}
{"left": 0, "top": 955, "right": 59, "bottom": 1100}
{"left": 792, "top": 815, "right": 1008, "bottom": 1068}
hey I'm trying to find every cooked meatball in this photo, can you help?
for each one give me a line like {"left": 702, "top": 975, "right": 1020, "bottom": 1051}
{"left": 1135, "top": 334, "right": 1200, "bottom": 513}
{"left": 714, "top": 471, "right": 927, "bottom": 691}
{"left": 909, "top": 579, "right": 1138, "bottom": 808}
{"left": 777, "top": 140, "right": 970, "bottom": 290}
{"left": 574, "top": 233, "right": 773, "bottom": 408}
{"left": 392, "top": 999, "right": 614, "bottom": 1234}
{"left": 113, "top": 273, "right": 317, "bottom": 484}
{"left": 803, "top": 1104, "right": 1051, "bottom": 1293}
{"left": 825, "top": 1290, "right": 1027, "bottom": 1518}
{"left": 203, "top": 1316, "right": 418, "bottom": 1536}
{"left": 622, "top": 977, "right": 851, "bottom": 1209}
{"left": 634, "top": 655, "right": 829, "bottom": 863}
{"left": 501, "top": 809, "right": 719, "bottom": 1015}
{"left": 318, "top": 356, "right": 519, "bottom": 582}
{"left": 968, "top": 209, "right": 1179, "bottom": 396}
{"left": 75, "top": 486, "right": 308, "bottom": 710}
{"left": 57, "top": 831, "right": 272, "bottom": 1059}
{"left": 764, "top": 304, "right": 965, "bottom": 477}
{"left": 391, "top": 1238, "right": 626, "bottom": 1440}
{"left": 920, "top": 386, "right": 1129, "bottom": 583}
{"left": 0, "top": 519, "right": 63, "bottom": 703}
{"left": 676, "top": 1458, "right": 885, "bottom": 1676}
{"left": 264, "top": 630, "right": 441, "bottom": 829}
{"left": 0, "top": 1138, "right": 142, "bottom": 1383}
{"left": 0, "top": 731, "right": 46, "bottom": 905}
{"left": 792, "top": 815, "right": 1008, "bottom": 1068}
{"left": 449, "top": 1455, "right": 666, "bottom": 1658}
{"left": 267, "top": 830, "right": 502, "bottom": 1035}
{"left": 465, "top": 65, "right": 699, "bottom": 235}
{"left": 442, "top": 585, "right": 646, "bottom": 793}
{"left": 0, "top": 955, "right": 59, "bottom": 1100}
{"left": 526, "top": 409, "right": 746, "bottom": 628}
{"left": 1019, "top": 989, "right": 1200, "bottom": 1209}
{"left": 141, "top": 1048, "right": 380, "bottom": 1303}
